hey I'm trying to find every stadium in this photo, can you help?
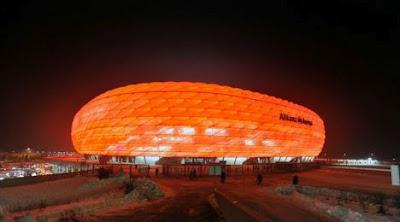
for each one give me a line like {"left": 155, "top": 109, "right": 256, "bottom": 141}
{"left": 71, "top": 82, "right": 325, "bottom": 165}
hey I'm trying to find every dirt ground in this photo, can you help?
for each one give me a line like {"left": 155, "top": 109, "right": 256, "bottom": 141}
{"left": 84, "top": 178, "right": 221, "bottom": 222}
{"left": 218, "top": 168, "right": 399, "bottom": 221}
{"left": 268, "top": 167, "right": 399, "bottom": 195}
{"left": 83, "top": 167, "right": 400, "bottom": 221}
{"left": 2, "top": 167, "right": 398, "bottom": 221}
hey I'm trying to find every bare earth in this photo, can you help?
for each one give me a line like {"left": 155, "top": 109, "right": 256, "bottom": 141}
{"left": 84, "top": 178, "right": 220, "bottom": 222}
{"left": 1, "top": 168, "right": 398, "bottom": 221}
{"left": 83, "top": 168, "right": 400, "bottom": 221}
{"left": 269, "top": 167, "right": 399, "bottom": 195}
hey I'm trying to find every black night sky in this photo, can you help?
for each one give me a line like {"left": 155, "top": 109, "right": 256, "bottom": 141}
{"left": 0, "top": 1, "right": 399, "bottom": 159}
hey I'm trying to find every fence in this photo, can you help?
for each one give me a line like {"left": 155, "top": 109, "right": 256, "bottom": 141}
{"left": 0, "top": 162, "right": 320, "bottom": 187}
{"left": 98, "top": 162, "right": 320, "bottom": 178}
{"left": 160, "top": 162, "right": 320, "bottom": 177}
{"left": 0, "top": 169, "right": 97, "bottom": 188}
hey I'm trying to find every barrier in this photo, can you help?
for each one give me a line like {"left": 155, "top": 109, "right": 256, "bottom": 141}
{"left": 0, "top": 170, "right": 95, "bottom": 188}
{"left": 161, "top": 162, "right": 320, "bottom": 177}
{"left": 391, "top": 165, "right": 400, "bottom": 186}
{"left": 0, "top": 162, "right": 319, "bottom": 188}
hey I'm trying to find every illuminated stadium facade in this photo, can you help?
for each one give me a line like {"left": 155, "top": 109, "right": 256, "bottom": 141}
{"left": 71, "top": 82, "right": 325, "bottom": 165}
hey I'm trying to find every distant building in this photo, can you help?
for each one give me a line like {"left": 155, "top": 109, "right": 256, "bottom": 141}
{"left": 71, "top": 82, "right": 325, "bottom": 165}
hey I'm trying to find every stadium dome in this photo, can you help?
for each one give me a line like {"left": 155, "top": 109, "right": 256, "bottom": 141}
{"left": 71, "top": 82, "right": 325, "bottom": 163}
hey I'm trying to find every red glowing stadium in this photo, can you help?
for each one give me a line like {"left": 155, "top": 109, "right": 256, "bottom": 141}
{"left": 71, "top": 82, "right": 325, "bottom": 164}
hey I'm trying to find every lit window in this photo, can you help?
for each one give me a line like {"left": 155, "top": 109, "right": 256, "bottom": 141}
{"left": 159, "top": 145, "right": 172, "bottom": 151}
{"left": 262, "top": 140, "right": 275, "bottom": 146}
{"left": 153, "top": 136, "right": 189, "bottom": 143}
{"left": 159, "top": 127, "right": 175, "bottom": 134}
{"left": 179, "top": 127, "right": 196, "bottom": 135}
{"left": 167, "top": 137, "right": 179, "bottom": 142}
{"left": 205, "top": 128, "right": 227, "bottom": 136}
{"left": 125, "top": 136, "right": 139, "bottom": 142}
{"left": 152, "top": 137, "right": 162, "bottom": 143}
{"left": 244, "top": 139, "right": 255, "bottom": 146}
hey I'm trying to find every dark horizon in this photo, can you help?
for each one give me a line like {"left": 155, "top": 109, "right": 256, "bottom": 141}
{"left": 1, "top": 1, "right": 399, "bottom": 159}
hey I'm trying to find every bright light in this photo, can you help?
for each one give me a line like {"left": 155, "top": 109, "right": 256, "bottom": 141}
{"left": 152, "top": 136, "right": 190, "bottom": 143}
{"left": 135, "top": 145, "right": 172, "bottom": 152}
{"left": 159, "top": 127, "right": 175, "bottom": 134}
{"left": 205, "top": 128, "right": 227, "bottom": 136}
{"left": 179, "top": 127, "right": 196, "bottom": 135}
{"left": 152, "top": 137, "right": 162, "bottom": 142}
{"left": 244, "top": 139, "right": 255, "bottom": 146}
{"left": 262, "top": 140, "right": 275, "bottom": 146}
{"left": 125, "top": 136, "right": 139, "bottom": 142}
{"left": 159, "top": 145, "right": 171, "bottom": 151}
